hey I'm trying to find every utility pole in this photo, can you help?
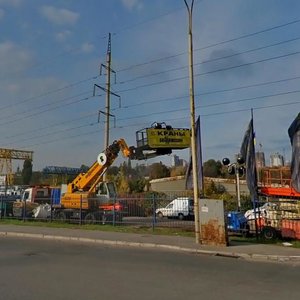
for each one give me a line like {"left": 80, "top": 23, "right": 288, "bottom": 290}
{"left": 93, "top": 33, "right": 120, "bottom": 179}
{"left": 104, "top": 33, "right": 112, "bottom": 150}
{"left": 94, "top": 35, "right": 120, "bottom": 142}
{"left": 184, "top": 0, "right": 201, "bottom": 244}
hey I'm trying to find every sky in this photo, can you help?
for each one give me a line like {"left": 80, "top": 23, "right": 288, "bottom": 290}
{"left": 1, "top": 0, "right": 300, "bottom": 171}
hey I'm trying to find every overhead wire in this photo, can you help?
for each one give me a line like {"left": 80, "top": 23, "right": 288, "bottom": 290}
{"left": 0, "top": 91, "right": 91, "bottom": 125}
{"left": 0, "top": 74, "right": 99, "bottom": 112}
{"left": 14, "top": 98, "right": 300, "bottom": 150}
{"left": 4, "top": 59, "right": 300, "bottom": 142}
{"left": 5, "top": 15, "right": 300, "bottom": 150}
{"left": 3, "top": 111, "right": 98, "bottom": 140}
{"left": 4, "top": 42, "right": 298, "bottom": 121}
{"left": 116, "top": 18, "right": 300, "bottom": 73}
{"left": 0, "top": 1, "right": 192, "bottom": 82}
{"left": 117, "top": 36, "right": 300, "bottom": 85}
{"left": 114, "top": 50, "right": 300, "bottom": 93}
{"left": 3, "top": 9, "right": 300, "bottom": 120}
{"left": 4, "top": 17, "right": 300, "bottom": 123}
{"left": 115, "top": 74, "right": 300, "bottom": 109}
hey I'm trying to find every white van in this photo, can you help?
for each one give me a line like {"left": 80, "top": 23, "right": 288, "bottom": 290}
{"left": 155, "top": 197, "right": 194, "bottom": 220}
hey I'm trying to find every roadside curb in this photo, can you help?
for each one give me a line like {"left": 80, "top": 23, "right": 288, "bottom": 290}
{"left": 1, "top": 231, "right": 300, "bottom": 263}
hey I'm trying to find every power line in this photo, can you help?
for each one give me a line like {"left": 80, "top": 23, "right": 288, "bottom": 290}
{"left": 3, "top": 112, "right": 97, "bottom": 140}
{"left": 118, "top": 36, "right": 300, "bottom": 85}
{"left": 0, "top": 94, "right": 96, "bottom": 127}
{"left": 13, "top": 97, "right": 300, "bottom": 150}
{"left": 4, "top": 122, "right": 100, "bottom": 148}
{"left": 200, "top": 99, "right": 300, "bottom": 117}
{"left": 0, "top": 75, "right": 99, "bottom": 113}
{"left": 201, "top": 89, "right": 300, "bottom": 109}
{"left": 15, "top": 45, "right": 298, "bottom": 118}
{"left": 116, "top": 74, "right": 300, "bottom": 109}
{"left": 3, "top": 18, "right": 300, "bottom": 118}
{"left": 115, "top": 50, "right": 300, "bottom": 93}
{"left": 17, "top": 127, "right": 102, "bottom": 150}
{"left": 0, "top": 1, "right": 192, "bottom": 81}
{"left": 113, "top": 88, "right": 300, "bottom": 122}
{"left": 0, "top": 91, "right": 91, "bottom": 125}
{"left": 6, "top": 86, "right": 300, "bottom": 145}
{"left": 115, "top": 88, "right": 300, "bottom": 122}
{"left": 3, "top": 72, "right": 300, "bottom": 136}
{"left": 116, "top": 18, "right": 300, "bottom": 73}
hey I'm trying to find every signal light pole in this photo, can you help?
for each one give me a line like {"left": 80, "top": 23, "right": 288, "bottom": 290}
{"left": 222, "top": 157, "right": 245, "bottom": 211}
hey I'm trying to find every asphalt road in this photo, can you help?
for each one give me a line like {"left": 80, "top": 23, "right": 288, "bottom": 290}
{"left": 0, "top": 237, "right": 299, "bottom": 300}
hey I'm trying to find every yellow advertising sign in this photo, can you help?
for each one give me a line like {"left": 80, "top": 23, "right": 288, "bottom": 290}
{"left": 146, "top": 128, "right": 191, "bottom": 149}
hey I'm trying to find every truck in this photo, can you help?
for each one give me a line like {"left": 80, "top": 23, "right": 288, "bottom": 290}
{"left": 155, "top": 197, "right": 194, "bottom": 220}
{"left": 13, "top": 139, "right": 134, "bottom": 223}
{"left": 250, "top": 167, "right": 300, "bottom": 240}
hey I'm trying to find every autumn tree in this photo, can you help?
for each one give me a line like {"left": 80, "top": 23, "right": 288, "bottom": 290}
{"left": 149, "top": 162, "right": 170, "bottom": 180}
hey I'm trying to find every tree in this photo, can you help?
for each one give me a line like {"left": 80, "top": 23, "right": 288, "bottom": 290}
{"left": 129, "top": 178, "right": 146, "bottom": 193}
{"left": 170, "top": 166, "right": 187, "bottom": 177}
{"left": 203, "top": 159, "right": 222, "bottom": 178}
{"left": 117, "top": 167, "right": 130, "bottom": 194}
{"left": 149, "top": 162, "right": 170, "bottom": 180}
{"left": 22, "top": 159, "right": 33, "bottom": 185}
{"left": 107, "top": 166, "right": 119, "bottom": 176}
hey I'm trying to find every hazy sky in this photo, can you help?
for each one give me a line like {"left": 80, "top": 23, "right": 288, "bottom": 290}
{"left": 1, "top": 0, "right": 300, "bottom": 171}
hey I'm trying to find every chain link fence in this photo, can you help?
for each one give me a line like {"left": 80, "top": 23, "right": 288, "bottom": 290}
{"left": 0, "top": 193, "right": 195, "bottom": 230}
{"left": 1, "top": 194, "right": 299, "bottom": 240}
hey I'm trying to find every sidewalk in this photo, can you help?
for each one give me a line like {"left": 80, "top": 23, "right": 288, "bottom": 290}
{"left": 0, "top": 224, "right": 299, "bottom": 263}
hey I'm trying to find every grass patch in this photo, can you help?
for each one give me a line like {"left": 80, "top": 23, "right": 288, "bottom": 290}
{"left": 1, "top": 219, "right": 299, "bottom": 247}
{"left": 0, "top": 219, "right": 195, "bottom": 237}
{"left": 229, "top": 235, "right": 300, "bottom": 248}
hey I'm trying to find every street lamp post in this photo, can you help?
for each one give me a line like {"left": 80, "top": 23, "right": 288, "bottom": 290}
{"left": 184, "top": 0, "right": 201, "bottom": 244}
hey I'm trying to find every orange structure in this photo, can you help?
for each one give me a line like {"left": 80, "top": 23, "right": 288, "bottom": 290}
{"left": 258, "top": 167, "right": 300, "bottom": 198}
{"left": 256, "top": 167, "right": 300, "bottom": 240}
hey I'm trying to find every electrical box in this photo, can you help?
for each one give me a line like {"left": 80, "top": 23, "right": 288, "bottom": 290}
{"left": 199, "top": 198, "right": 228, "bottom": 246}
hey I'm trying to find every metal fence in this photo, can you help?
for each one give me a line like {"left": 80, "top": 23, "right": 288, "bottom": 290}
{"left": 0, "top": 193, "right": 195, "bottom": 230}
{"left": 1, "top": 194, "right": 299, "bottom": 240}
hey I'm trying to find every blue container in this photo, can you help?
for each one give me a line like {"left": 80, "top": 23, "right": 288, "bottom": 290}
{"left": 51, "top": 188, "right": 61, "bottom": 205}
{"left": 227, "top": 211, "right": 248, "bottom": 232}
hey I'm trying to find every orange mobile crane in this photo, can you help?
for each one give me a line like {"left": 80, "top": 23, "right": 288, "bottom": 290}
{"left": 52, "top": 139, "right": 134, "bottom": 223}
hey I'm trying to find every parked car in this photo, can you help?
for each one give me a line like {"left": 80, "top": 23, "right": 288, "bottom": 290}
{"left": 155, "top": 197, "right": 194, "bottom": 220}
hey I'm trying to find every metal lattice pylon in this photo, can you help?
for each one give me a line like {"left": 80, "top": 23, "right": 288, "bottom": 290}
{"left": 0, "top": 148, "right": 33, "bottom": 185}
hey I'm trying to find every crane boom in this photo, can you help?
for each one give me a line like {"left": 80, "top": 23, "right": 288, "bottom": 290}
{"left": 66, "top": 139, "right": 132, "bottom": 194}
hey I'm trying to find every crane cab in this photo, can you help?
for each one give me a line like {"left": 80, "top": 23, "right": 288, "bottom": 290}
{"left": 133, "top": 122, "right": 191, "bottom": 160}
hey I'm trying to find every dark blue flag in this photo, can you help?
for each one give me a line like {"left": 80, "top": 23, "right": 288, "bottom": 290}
{"left": 185, "top": 116, "right": 203, "bottom": 191}
{"left": 288, "top": 113, "right": 300, "bottom": 192}
{"left": 240, "top": 118, "right": 258, "bottom": 200}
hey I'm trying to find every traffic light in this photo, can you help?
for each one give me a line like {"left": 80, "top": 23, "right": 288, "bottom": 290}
{"left": 222, "top": 156, "right": 245, "bottom": 177}
{"left": 222, "top": 157, "right": 230, "bottom": 166}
